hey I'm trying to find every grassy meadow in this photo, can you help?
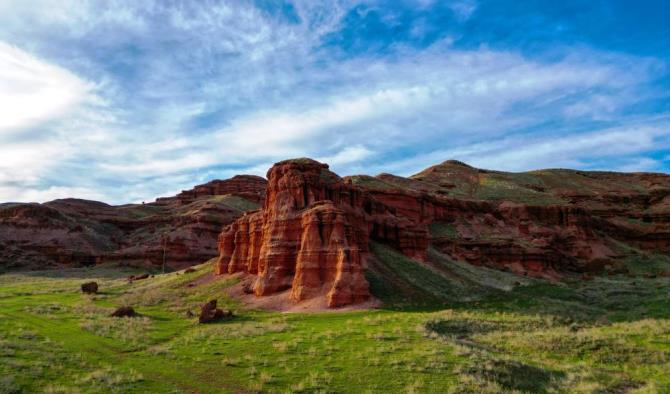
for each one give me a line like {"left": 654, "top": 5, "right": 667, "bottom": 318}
{"left": 1, "top": 251, "right": 669, "bottom": 393}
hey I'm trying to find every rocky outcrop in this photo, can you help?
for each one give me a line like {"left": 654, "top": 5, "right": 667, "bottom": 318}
{"left": 81, "top": 282, "right": 98, "bottom": 294}
{"left": 127, "top": 273, "right": 149, "bottom": 282}
{"left": 215, "top": 159, "right": 435, "bottom": 307}
{"left": 110, "top": 306, "right": 136, "bottom": 318}
{"left": 0, "top": 202, "right": 114, "bottom": 269}
{"left": 215, "top": 159, "right": 374, "bottom": 307}
{"left": 198, "top": 299, "right": 233, "bottom": 323}
{"left": 365, "top": 188, "right": 620, "bottom": 277}
{"left": 215, "top": 157, "right": 670, "bottom": 305}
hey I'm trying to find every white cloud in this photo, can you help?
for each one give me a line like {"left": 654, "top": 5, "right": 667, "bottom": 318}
{"left": 384, "top": 123, "right": 670, "bottom": 175}
{"left": 100, "top": 152, "right": 219, "bottom": 175}
{"left": 0, "top": 41, "right": 110, "bottom": 203}
{"left": 0, "top": 1, "right": 666, "bottom": 204}
{"left": 449, "top": 0, "right": 478, "bottom": 21}
{"left": 0, "top": 41, "right": 92, "bottom": 132}
{"left": 0, "top": 185, "right": 105, "bottom": 203}
{"left": 214, "top": 86, "right": 430, "bottom": 157}
{"left": 319, "top": 145, "right": 374, "bottom": 166}
{"left": 614, "top": 158, "right": 662, "bottom": 173}
{"left": 0, "top": 139, "right": 69, "bottom": 184}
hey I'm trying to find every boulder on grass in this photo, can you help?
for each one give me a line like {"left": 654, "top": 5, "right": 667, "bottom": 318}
{"left": 184, "top": 268, "right": 196, "bottom": 274}
{"left": 81, "top": 282, "right": 98, "bottom": 294}
{"left": 198, "top": 299, "right": 233, "bottom": 323}
{"left": 127, "top": 273, "right": 150, "bottom": 282}
{"left": 110, "top": 306, "right": 136, "bottom": 318}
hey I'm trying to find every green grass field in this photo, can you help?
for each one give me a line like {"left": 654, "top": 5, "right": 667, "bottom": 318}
{"left": 1, "top": 252, "right": 669, "bottom": 393}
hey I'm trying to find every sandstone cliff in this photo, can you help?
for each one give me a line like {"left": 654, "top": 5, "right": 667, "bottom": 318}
{"left": 215, "top": 159, "right": 429, "bottom": 307}
{"left": 349, "top": 160, "right": 670, "bottom": 278}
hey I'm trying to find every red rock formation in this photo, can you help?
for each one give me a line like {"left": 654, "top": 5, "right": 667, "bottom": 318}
{"left": 369, "top": 188, "right": 619, "bottom": 277}
{"left": 220, "top": 157, "right": 654, "bottom": 305}
{"left": 6, "top": 154, "right": 670, "bottom": 291}
{"left": 357, "top": 162, "right": 670, "bottom": 277}
{"left": 216, "top": 159, "right": 373, "bottom": 307}
{"left": 216, "top": 159, "right": 432, "bottom": 307}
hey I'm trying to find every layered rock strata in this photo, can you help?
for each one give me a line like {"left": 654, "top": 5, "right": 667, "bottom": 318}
{"left": 348, "top": 160, "right": 670, "bottom": 278}
{"left": 215, "top": 159, "right": 428, "bottom": 307}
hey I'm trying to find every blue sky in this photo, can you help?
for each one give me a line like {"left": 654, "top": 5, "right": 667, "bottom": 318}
{"left": 0, "top": 0, "right": 669, "bottom": 204}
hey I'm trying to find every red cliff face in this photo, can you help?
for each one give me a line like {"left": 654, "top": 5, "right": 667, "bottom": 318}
{"left": 215, "top": 159, "right": 430, "bottom": 307}
{"left": 350, "top": 161, "right": 670, "bottom": 279}
{"left": 215, "top": 159, "right": 370, "bottom": 307}
{"left": 364, "top": 188, "right": 618, "bottom": 278}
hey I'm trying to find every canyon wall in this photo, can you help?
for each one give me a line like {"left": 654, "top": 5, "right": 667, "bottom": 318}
{"left": 215, "top": 159, "right": 428, "bottom": 307}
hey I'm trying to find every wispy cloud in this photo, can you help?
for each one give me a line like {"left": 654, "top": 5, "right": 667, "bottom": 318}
{"left": 0, "top": 1, "right": 668, "bottom": 203}
{"left": 0, "top": 42, "right": 92, "bottom": 132}
{"left": 384, "top": 122, "right": 670, "bottom": 175}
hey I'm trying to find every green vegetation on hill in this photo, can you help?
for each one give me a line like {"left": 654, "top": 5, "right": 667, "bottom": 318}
{"left": 610, "top": 240, "right": 670, "bottom": 276}
{"left": 120, "top": 204, "right": 168, "bottom": 219}
{"left": 474, "top": 172, "right": 565, "bottom": 205}
{"left": 1, "top": 251, "right": 669, "bottom": 393}
{"left": 407, "top": 160, "right": 663, "bottom": 205}
{"left": 347, "top": 175, "right": 399, "bottom": 190}
{"left": 428, "top": 222, "right": 458, "bottom": 239}
{"left": 205, "top": 194, "right": 260, "bottom": 212}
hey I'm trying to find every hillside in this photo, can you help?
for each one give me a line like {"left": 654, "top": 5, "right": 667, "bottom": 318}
{"left": 0, "top": 176, "right": 266, "bottom": 270}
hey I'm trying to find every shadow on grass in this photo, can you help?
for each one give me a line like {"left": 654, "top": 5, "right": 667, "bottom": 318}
{"left": 465, "top": 358, "right": 565, "bottom": 393}
{"left": 367, "top": 240, "right": 670, "bottom": 322}
{"left": 422, "top": 310, "right": 568, "bottom": 393}
{"left": 375, "top": 277, "right": 670, "bottom": 323}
